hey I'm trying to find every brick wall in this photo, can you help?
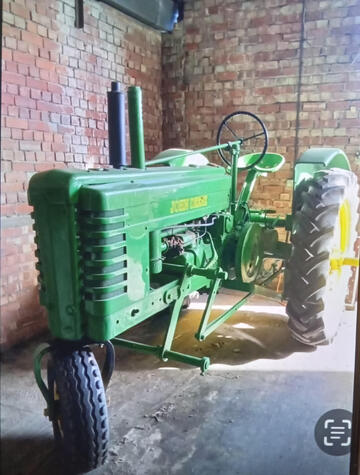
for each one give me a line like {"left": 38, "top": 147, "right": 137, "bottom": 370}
{"left": 162, "top": 0, "right": 360, "bottom": 214}
{"left": 1, "top": 0, "right": 162, "bottom": 348}
{"left": 2, "top": 0, "right": 360, "bottom": 348}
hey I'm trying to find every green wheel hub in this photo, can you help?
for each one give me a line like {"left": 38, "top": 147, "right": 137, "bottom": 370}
{"left": 236, "top": 223, "right": 264, "bottom": 283}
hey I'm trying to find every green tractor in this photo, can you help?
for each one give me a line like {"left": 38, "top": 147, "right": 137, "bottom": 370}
{"left": 29, "top": 85, "right": 359, "bottom": 472}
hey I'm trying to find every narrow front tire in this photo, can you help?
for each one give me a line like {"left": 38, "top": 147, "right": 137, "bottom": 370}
{"left": 47, "top": 346, "right": 109, "bottom": 473}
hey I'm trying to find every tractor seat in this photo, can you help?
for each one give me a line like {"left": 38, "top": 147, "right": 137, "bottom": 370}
{"left": 238, "top": 152, "right": 285, "bottom": 172}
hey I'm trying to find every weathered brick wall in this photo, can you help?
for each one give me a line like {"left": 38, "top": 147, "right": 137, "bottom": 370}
{"left": 1, "top": 0, "right": 162, "bottom": 348}
{"left": 2, "top": 0, "right": 360, "bottom": 348}
{"left": 162, "top": 0, "right": 360, "bottom": 214}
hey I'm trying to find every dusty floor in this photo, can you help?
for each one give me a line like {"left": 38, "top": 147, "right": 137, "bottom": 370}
{"left": 1, "top": 291, "right": 356, "bottom": 475}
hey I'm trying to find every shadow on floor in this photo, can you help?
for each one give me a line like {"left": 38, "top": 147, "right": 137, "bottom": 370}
{"left": 1, "top": 436, "right": 59, "bottom": 475}
{"left": 106, "top": 305, "right": 315, "bottom": 372}
{"left": 1, "top": 305, "right": 315, "bottom": 375}
{"left": 1, "top": 297, "right": 354, "bottom": 475}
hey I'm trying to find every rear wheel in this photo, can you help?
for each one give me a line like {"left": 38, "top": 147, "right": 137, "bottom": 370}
{"left": 47, "top": 346, "right": 109, "bottom": 473}
{"left": 285, "top": 169, "right": 359, "bottom": 345}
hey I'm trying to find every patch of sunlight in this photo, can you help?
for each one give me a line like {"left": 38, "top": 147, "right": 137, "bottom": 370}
{"left": 232, "top": 322, "right": 255, "bottom": 329}
{"left": 209, "top": 361, "right": 354, "bottom": 373}
{"left": 158, "top": 367, "right": 180, "bottom": 371}
{"left": 189, "top": 301, "right": 287, "bottom": 316}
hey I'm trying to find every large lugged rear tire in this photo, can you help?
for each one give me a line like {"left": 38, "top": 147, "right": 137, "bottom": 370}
{"left": 285, "top": 168, "right": 359, "bottom": 345}
{"left": 48, "top": 347, "right": 109, "bottom": 473}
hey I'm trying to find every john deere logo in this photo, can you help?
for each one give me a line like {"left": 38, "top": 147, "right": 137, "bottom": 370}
{"left": 170, "top": 195, "right": 208, "bottom": 214}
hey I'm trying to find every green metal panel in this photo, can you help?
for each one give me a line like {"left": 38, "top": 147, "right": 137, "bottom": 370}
{"left": 146, "top": 141, "right": 240, "bottom": 167}
{"left": 294, "top": 147, "right": 350, "bottom": 187}
{"left": 31, "top": 201, "right": 82, "bottom": 339}
{"left": 78, "top": 166, "right": 230, "bottom": 340}
{"left": 29, "top": 165, "right": 231, "bottom": 341}
{"left": 151, "top": 149, "right": 209, "bottom": 167}
{"left": 237, "top": 152, "right": 285, "bottom": 172}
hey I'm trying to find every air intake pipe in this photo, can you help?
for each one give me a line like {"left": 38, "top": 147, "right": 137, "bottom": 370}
{"left": 107, "top": 81, "right": 126, "bottom": 168}
{"left": 128, "top": 86, "right": 146, "bottom": 169}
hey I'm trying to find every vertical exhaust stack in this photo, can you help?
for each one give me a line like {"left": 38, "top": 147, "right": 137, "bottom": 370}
{"left": 107, "top": 81, "right": 126, "bottom": 168}
{"left": 128, "top": 86, "right": 146, "bottom": 169}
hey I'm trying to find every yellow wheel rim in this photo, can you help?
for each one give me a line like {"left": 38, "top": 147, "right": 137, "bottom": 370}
{"left": 53, "top": 382, "right": 64, "bottom": 438}
{"left": 330, "top": 199, "right": 358, "bottom": 273}
{"left": 339, "top": 200, "right": 350, "bottom": 254}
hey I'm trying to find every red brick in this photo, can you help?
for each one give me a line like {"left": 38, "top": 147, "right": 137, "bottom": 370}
{"left": 259, "top": 104, "right": 281, "bottom": 113}
{"left": 11, "top": 128, "right": 23, "bottom": 140}
{"left": 47, "top": 82, "right": 64, "bottom": 94}
{"left": 26, "top": 77, "right": 48, "bottom": 90}
{"left": 5, "top": 36, "right": 17, "bottom": 49}
{"left": 1, "top": 182, "right": 23, "bottom": 192}
{"left": 27, "top": 120, "right": 50, "bottom": 132}
{"left": 13, "top": 162, "right": 35, "bottom": 172}
{"left": 2, "top": 48, "right": 13, "bottom": 61}
{"left": 35, "top": 57, "right": 56, "bottom": 71}
{"left": 34, "top": 162, "right": 52, "bottom": 171}
{"left": 13, "top": 51, "right": 35, "bottom": 65}
{"left": 2, "top": 71, "right": 26, "bottom": 86}
{"left": 19, "top": 140, "right": 41, "bottom": 151}
{"left": 10, "top": 2, "right": 29, "bottom": 19}
{"left": 2, "top": 23, "right": 20, "bottom": 39}
{"left": 16, "top": 203, "right": 32, "bottom": 214}
{"left": 250, "top": 16, "right": 269, "bottom": 27}
{"left": 216, "top": 71, "right": 238, "bottom": 81}
{"left": 6, "top": 117, "right": 28, "bottom": 129}
{"left": 4, "top": 171, "right": 27, "bottom": 185}
{"left": 5, "top": 60, "right": 18, "bottom": 73}
{"left": 43, "top": 38, "right": 59, "bottom": 51}
{"left": 2, "top": 93, "right": 15, "bottom": 105}
{"left": 14, "top": 96, "right": 36, "bottom": 108}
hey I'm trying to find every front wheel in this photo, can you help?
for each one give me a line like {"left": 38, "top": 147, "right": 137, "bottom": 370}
{"left": 285, "top": 168, "right": 359, "bottom": 345}
{"left": 47, "top": 346, "right": 109, "bottom": 473}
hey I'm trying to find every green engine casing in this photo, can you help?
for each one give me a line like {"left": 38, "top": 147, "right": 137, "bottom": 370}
{"left": 29, "top": 166, "right": 231, "bottom": 342}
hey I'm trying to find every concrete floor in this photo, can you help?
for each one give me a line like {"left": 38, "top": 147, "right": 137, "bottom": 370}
{"left": 1, "top": 290, "right": 356, "bottom": 475}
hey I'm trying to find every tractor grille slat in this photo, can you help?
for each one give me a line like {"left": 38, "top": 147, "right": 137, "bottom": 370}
{"left": 32, "top": 212, "right": 46, "bottom": 295}
{"left": 79, "top": 208, "right": 128, "bottom": 301}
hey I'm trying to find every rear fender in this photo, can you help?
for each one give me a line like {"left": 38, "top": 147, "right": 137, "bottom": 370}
{"left": 294, "top": 148, "right": 351, "bottom": 187}
{"left": 152, "top": 149, "right": 209, "bottom": 167}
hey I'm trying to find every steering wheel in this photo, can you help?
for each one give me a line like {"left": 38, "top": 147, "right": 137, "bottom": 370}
{"left": 216, "top": 111, "right": 268, "bottom": 169}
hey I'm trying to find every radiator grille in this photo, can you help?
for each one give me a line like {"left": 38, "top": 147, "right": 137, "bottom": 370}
{"left": 79, "top": 208, "right": 128, "bottom": 301}
{"left": 32, "top": 212, "right": 46, "bottom": 298}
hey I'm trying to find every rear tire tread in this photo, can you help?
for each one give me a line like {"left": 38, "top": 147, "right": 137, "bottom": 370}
{"left": 285, "top": 168, "right": 358, "bottom": 346}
